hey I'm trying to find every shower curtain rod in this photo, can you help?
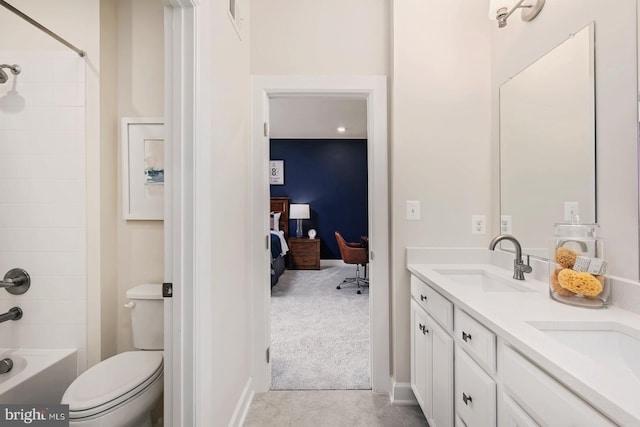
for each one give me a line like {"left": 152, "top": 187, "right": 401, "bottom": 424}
{"left": 0, "top": 0, "right": 86, "bottom": 57}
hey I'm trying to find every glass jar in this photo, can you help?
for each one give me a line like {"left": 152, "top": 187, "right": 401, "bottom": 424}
{"left": 549, "top": 222, "right": 609, "bottom": 308}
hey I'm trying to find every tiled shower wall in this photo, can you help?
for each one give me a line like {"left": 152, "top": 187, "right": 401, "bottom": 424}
{"left": 0, "top": 51, "right": 87, "bottom": 372}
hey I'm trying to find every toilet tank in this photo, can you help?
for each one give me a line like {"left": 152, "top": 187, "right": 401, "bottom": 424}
{"left": 126, "top": 284, "right": 164, "bottom": 350}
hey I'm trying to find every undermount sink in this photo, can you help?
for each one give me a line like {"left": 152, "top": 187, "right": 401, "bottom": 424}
{"left": 529, "top": 321, "right": 640, "bottom": 380}
{"left": 433, "top": 268, "right": 534, "bottom": 292}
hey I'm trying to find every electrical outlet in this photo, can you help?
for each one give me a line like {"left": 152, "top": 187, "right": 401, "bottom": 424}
{"left": 500, "top": 215, "right": 512, "bottom": 234}
{"left": 406, "top": 200, "right": 420, "bottom": 221}
{"left": 472, "top": 215, "right": 486, "bottom": 235}
{"left": 564, "top": 202, "right": 580, "bottom": 221}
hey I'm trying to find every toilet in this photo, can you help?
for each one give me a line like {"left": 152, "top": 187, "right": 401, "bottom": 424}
{"left": 62, "top": 284, "right": 164, "bottom": 427}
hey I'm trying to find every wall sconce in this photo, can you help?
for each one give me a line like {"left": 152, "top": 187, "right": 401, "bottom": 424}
{"left": 489, "top": 0, "right": 545, "bottom": 28}
{"left": 290, "top": 204, "right": 310, "bottom": 238}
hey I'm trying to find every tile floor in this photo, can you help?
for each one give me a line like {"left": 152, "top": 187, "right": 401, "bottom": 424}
{"left": 243, "top": 390, "right": 428, "bottom": 427}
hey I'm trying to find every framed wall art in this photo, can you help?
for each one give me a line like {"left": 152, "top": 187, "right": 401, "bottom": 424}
{"left": 121, "top": 117, "right": 165, "bottom": 220}
{"left": 269, "top": 160, "right": 284, "bottom": 185}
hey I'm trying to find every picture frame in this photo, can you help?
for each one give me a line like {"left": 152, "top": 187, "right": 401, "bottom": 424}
{"left": 121, "top": 117, "right": 165, "bottom": 220}
{"left": 270, "top": 160, "right": 285, "bottom": 185}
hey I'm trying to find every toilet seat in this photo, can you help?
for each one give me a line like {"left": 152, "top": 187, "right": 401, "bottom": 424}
{"left": 63, "top": 351, "right": 163, "bottom": 420}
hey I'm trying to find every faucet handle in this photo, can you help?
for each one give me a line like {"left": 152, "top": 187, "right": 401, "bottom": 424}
{"left": 518, "top": 255, "right": 533, "bottom": 273}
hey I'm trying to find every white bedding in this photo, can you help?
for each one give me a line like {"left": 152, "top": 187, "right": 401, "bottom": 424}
{"left": 271, "top": 230, "right": 289, "bottom": 256}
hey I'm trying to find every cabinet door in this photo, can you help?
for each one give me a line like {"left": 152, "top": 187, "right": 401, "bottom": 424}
{"left": 412, "top": 300, "right": 454, "bottom": 427}
{"left": 502, "top": 345, "right": 615, "bottom": 426}
{"left": 455, "top": 347, "right": 497, "bottom": 427}
{"left": 501, "top": 393, "right": 539, "bottom": 427}
{"left": 411, "top": 300, "right": 431, "bottom": 416}
{"left": 431, "top": 317, "right": 454, "bottom": 427}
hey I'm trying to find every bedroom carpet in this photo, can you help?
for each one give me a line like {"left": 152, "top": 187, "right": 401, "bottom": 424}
{"left": 270, "top": 266, "right": 370, "bottom": 390}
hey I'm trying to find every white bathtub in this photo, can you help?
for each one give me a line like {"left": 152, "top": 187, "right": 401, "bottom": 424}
{"left": 0, "top": 348, "right": 77, "bottom": 404}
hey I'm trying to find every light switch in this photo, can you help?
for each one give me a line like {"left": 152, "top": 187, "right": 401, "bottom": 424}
{"left": 406, "top": 200, "right": 420, "bottom": 221}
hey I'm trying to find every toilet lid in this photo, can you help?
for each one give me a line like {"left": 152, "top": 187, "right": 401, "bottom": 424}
{"left": 63, "top": 351, "right": 163, "bottom": 417}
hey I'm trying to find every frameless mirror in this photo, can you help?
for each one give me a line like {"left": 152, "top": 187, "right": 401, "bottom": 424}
{"left": 499, "top": 23, "right": 596, "bottom": 258}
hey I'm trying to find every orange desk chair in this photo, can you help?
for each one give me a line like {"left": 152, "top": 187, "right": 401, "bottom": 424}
{"left": 335, "top": 231, "right": 369, "bottom": 294}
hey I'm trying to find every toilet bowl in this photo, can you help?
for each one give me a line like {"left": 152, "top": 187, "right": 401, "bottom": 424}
{"left": 62, "top": 284, "right": 164, "bottom": 427}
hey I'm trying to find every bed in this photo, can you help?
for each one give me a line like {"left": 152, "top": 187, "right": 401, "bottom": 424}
{"left": 270, "top": 197, "right": 290, "bottom": 287}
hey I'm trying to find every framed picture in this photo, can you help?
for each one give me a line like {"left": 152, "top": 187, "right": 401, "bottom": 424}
{"left": 270, "top": 160, "right": 284, "bottom": 185}
{"left": 121, "top": 117, "right": 165, "bottom": 220}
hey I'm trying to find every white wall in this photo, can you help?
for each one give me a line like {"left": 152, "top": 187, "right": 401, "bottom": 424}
{"left": 100, "top": 0, "right": 119, "bottom": 362}
{"left": 391, "top": 0, "right": 492, "bottom": 387}
{"left": 195, "top": 0, "right": 253, "bottom": 425}
{"left": 491, "top": 0, "right": 639, "bottom": 279}
{"left": 115, "top": 0, "right": 164, "bottom": 354}
{"left": 251, "top": 0, "right": 389, "bottom": 75}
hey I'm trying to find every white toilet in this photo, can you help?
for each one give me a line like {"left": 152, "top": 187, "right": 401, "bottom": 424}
{"left": 62, "top": 284, "right": 164, "bottom": 427}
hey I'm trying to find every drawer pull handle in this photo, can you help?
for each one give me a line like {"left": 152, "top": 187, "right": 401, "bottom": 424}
{"left": 420, "top": 294, "right": 427, "bottom": 301}
{"left": 462, "top": 331, "right": 472, "bottom": 342}
{"left": 462, "top": 393, "right": 472, "bottom": 405}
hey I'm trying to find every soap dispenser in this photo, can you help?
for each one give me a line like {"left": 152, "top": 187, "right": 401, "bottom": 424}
{"left": 549, "top": 220, "right": 609, "bottom": 308}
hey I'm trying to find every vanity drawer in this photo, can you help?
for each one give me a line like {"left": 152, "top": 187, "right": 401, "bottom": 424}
{"left": 411, "top": 275, "right": 453, "bottom": 331}
{"left": 454, "top": 308, "right": 496, "bottom": 373}
{"left": 455, "top": 346, "right": 496, "bottom": 427}
{"left": 502, "top": 345, "right": 615, "bottom": 427}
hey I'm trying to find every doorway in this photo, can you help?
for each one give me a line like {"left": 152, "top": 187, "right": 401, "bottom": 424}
{"left": 250, "top": 75, "right": 390, "bottom": 394}
{"left": 268, "top": 96, "right": 370, "bottom": 390}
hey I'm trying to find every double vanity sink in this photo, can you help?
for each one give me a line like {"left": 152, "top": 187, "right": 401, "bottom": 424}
{"left": 407, "top": 249, "right": 640, "bottom": 427}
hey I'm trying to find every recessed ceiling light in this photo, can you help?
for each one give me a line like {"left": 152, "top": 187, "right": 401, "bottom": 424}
{"left": 337, "top": 126, "right": 347, "bottom": 133}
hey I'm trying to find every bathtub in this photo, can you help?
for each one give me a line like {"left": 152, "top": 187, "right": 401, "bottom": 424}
{"left": 0, "top": 348, "right": 77, "bottom": 404}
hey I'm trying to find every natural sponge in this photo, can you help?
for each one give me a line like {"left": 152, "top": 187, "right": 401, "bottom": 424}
{"left": 555, "top": 247, "right": 578, "bottom": 268}
{"left": 557, "top": 269, "right": 603, "bottom": 297}
{"left": 550, "top": 268, "right": 576, "bottom": 297}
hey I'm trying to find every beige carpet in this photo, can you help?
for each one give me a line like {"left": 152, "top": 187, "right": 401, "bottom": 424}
{"left": 270, "top": 266, "right": 370, "bottom": 390}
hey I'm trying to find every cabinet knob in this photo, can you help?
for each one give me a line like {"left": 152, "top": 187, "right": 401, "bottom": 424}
{"left": 462, "top": 393, "right": 472, "bottom": 405}
{"left": 462, "top": 331, "right": 472, "bottom": 342}
{"left": 420, "top": 294, "right": 427, "bottom": 301}
{"left": 418, "top": 323, "right": 429, "bottom": 335}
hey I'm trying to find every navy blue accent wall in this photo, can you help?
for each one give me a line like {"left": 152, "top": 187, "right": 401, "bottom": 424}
{"left": 270, "top": 139, "right": 368, "bottom": 259}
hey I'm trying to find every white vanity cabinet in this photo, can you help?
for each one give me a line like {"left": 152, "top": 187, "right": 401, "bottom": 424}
{"left": 409, "top": 272, "right": 617, "bottom": 427}
{"left": 501, "top": 345, "right": 615, "bottom": 426}
{"left": 411, "top": 279, "right": 454, "bottom": 427}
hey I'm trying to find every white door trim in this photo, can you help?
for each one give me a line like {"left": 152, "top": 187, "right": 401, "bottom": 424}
{"left": 162, "top": 1, "right": 200, "bottom": 426}
{"left": 250, "top": 75, "right": 391, "bottom": 394}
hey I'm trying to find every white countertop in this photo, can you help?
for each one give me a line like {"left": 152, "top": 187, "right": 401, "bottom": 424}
{"left": 407, "top": 254, "right": 640, "bottom": 426}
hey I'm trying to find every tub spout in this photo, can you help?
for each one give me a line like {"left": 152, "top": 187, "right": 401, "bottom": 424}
{"left": 0, "top": 358, "right": 12, "bottom": 374}
{"left": 0, "top": 307, "right": 22, "bottom": 324}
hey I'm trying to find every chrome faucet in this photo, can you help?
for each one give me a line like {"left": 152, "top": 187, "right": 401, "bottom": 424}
{"left": 489, "top": 234, "right": 532, "bottom": 280}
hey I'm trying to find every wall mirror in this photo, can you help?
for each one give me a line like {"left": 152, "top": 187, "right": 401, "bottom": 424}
{"left": 499, "top": 23, "right": 596, "bottom": 258}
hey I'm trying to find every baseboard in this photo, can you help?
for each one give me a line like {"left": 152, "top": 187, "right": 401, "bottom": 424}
{"left": 229, "top": 377, "right": 254, "bottom": 427}
{"left": 320, "top": 259, "right": 347, "bottom": 267}
{"left": 390, "top": 379, "right": 418, "bottom": 406}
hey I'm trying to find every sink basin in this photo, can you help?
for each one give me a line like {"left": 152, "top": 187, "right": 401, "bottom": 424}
{"left": 433, "top": 268, "right": 534, "bottom": 292}
{"left": 529, "top": 321, "right": 640, "bottom": 380}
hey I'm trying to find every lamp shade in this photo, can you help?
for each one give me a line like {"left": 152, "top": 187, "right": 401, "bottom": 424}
{"left": 290, "top": 204, "right": 310, "bottom": 220}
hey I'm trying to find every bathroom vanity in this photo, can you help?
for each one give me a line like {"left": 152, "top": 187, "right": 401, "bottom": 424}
{"left": 407, "top": 248, "right": 640, "bottom": 427}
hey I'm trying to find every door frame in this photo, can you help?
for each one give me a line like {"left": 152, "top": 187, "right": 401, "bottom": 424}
{"left": 162, "top": 1, "right": 200, "bottom": 426}
{"left": 250, "top": 75, "right": 391, "bottom": 393}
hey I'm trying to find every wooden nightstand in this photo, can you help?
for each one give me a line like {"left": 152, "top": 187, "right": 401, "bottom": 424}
{"left": 288, "top": 238, "right": 321, "bottom": 270}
